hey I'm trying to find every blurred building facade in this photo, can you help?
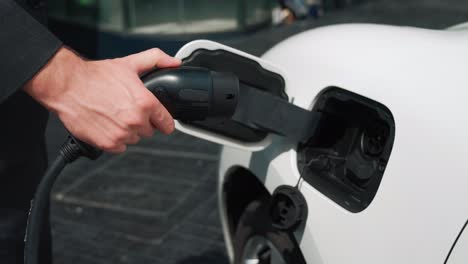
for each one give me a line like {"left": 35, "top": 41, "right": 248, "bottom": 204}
{"left": 48, "top": 0, "right": 275, "bottom": 35}
{"left": 47, "top": 0, "right": 362, "bottom": 58}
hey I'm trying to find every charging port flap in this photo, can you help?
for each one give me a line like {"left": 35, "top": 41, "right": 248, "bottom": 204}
{"left": 175, "top": 40, "right": 295, "bottom": 151}
{"left": 297, "top": 87, "right": 395, "bottom": 212}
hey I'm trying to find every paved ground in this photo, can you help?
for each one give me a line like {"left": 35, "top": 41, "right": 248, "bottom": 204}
{"left": 46, "top": 1, "right": 468, "bottom": 263}
{"left": 50, "top": 133, "right": 225, "bottom": 264}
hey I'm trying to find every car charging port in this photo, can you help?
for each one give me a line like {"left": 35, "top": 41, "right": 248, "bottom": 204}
{"left": 297, "top": 87, "right": 395, "bottom": 213}
{"left": 270, "top": 185, "right": 308, "bottom": 232}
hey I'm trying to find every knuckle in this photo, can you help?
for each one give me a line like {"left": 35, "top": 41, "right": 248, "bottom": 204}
{"left": 154, "top": 113, "right": 174, "bottom": 134}
{"left": 124, "top": 119, "right": 138, "bottom": 129}
{"left": 98, "top": 140, "right": 115, "bottom": 151}
{"left": 168, "top": 122, "right": 175, "bottom": 132}
{"left": 150, "top": 48, "right": 163, "bottom": 57}
{"left": 153, "top": 105, "right": 166, "bottom": 120}
{"left": 112, "top": 129, "right": 128, "bottom": 143}
{"left": 163, "top": 121, "right": 175, "bottom": 134}
{"left": 124, "top": 114, "right": 145, "bottom": 128}
{"left": 155, "top": 111, "right": 165, "bottom": 123}
{"left": 130, "top": 135, "right": 141, "bottom": 144}
{"left": 164, "top": 114, "right": 174, "bottom": 127}
{"left": 141, "top": 128, "right": 154, "bottom": 138}
{"left": 140, "top": 132, "right": 152, "bottom": 138}
{"left": 137, "top": 97, "right": 155, "bottom": 111}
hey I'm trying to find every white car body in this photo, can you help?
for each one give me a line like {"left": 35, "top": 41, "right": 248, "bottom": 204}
{"left": 175, "top": 23, "right": 468, "bottom": 263}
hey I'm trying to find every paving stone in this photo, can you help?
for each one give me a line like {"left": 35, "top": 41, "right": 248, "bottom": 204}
{"left": 52, "top": 216, "right": 171, "bottom": 264}
{"left": 52, "top": 234, "right": 157, "bottom": 264}
{"left": 185, "top": 193, "right": 223, "bottom": 228}
{"left": 60, "top": 171, "right": 194, "bottom": 217}
{"left": 52, "top": 154, "right": 117, "bottom": 192}
{"left": 167, "top": 178, "right": 218, "bottom": 221}
{"left": 175, "top": 250, "right": 229, "bottom": 264}
{"left": 138, "top": 130, "right": 220, "bottom": 154}
{"left": 54, "top": 151, "right": 218, "bottom": 215}
{"left": 51, "top": 202, "right": 171, "bottom": 242}
{"left": 92, "top": 151, "right": 218, "bottom": 184}
{"left": 52, "top": 213, "right": 228, "bottom": 264}
{"left": 173, "top": 222, "right": 224, "bottom": 243}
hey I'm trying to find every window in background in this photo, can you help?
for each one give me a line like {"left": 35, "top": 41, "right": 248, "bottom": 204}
{"left": 48, "top": 0, "right": 274, "bottom": 35}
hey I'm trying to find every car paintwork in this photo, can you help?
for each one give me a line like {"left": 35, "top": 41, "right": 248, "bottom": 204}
{"left": 176, "top": 24, "right": 468, "bottom": 263}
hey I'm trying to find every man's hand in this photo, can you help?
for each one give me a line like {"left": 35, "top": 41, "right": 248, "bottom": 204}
{"left": 23, "top": 47, "right": 181, "bottom": 153}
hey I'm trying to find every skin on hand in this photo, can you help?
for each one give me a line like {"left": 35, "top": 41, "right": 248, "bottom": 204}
{"left": 23, "top": 47, "right": 181, "bottom": 153}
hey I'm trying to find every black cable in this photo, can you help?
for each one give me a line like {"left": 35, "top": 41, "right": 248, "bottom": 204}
{"left": 23, "top": 154, "right": 66, "bottom": 264}
{"left": 24, "top": 136, "right": 102, "bottom": 264}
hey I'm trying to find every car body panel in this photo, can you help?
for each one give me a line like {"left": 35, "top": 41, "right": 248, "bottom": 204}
{"left": 173, "top": 24, "right": 468, "bottom": 263}
{"left": 217, "top": 24, "right": 468, "bottom": 263}
{"left": 259, "top": 23, "right": 468, "bottom": 262}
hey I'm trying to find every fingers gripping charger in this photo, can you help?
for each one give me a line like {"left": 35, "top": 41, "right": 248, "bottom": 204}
{"left": 23, "top": 66, "right": 239, "bottom": 264}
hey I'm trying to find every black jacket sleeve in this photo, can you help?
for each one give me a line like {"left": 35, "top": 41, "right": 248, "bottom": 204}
{"left": 0, "top": 0, "right": 62, "bottom": 103}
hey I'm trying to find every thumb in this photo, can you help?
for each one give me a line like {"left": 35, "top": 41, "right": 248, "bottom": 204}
{"left": 123, "top": 48, "right": 181, "bottom": 75}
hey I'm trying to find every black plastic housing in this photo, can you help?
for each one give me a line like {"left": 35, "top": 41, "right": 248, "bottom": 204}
{"left": 181, "top": 49, "right": 287, "bottom": 142}
{"left": 142, "top": 66, "right": 239, "bottom": 121}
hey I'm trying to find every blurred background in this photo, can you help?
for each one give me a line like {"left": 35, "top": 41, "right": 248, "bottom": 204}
{"left": 45, "top": 0, "right": 468, "bottom": 263}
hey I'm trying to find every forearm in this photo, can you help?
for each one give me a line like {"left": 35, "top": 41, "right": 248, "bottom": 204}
{"left": 0, "top": 0, "right": 62, "bottom": 103}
